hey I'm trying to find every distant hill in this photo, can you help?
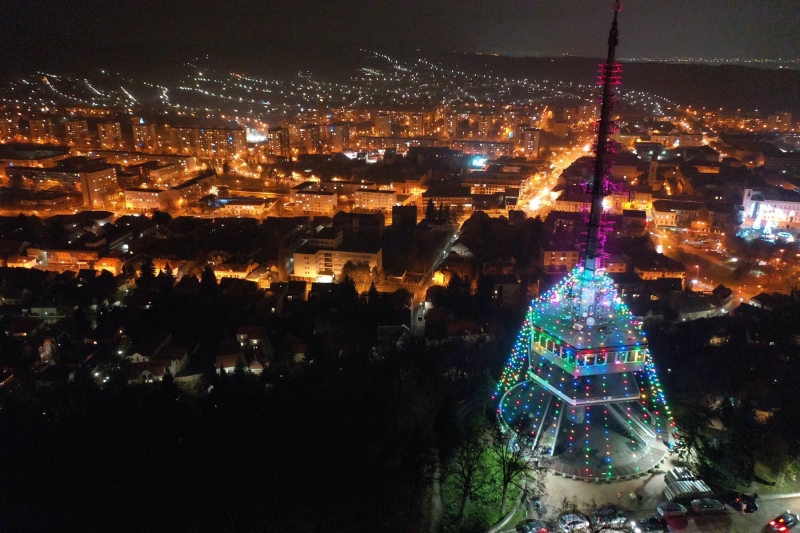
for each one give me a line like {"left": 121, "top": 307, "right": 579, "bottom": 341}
{"left": 435, "top": 52, "right": 800, "bottom": 116}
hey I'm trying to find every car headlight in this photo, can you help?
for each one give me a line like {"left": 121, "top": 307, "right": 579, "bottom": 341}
{"left": 634, "top": 528, "right": 642, "bottom": 533}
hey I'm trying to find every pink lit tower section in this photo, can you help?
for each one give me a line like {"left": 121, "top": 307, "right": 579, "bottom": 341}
{"left": 494, "top": 2, "right": 673, "bottom": 480}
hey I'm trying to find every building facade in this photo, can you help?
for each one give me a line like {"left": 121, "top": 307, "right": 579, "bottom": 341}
{"left": 98, "top": 122, "right": 124, "bottom": 150}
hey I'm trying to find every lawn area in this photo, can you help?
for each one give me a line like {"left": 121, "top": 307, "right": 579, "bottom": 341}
{"left": 440, "top": 452, "right": 523, "bottom": 533}
{"left": 747, "top": 462, "right": 800, "bottom": 495}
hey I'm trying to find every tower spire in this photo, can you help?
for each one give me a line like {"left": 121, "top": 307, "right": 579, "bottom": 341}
{"left": 583, "top": 1, "right": 621, "bottom": 276}
{"left": 575, "top": 1, "right": 622, "bottom": 323}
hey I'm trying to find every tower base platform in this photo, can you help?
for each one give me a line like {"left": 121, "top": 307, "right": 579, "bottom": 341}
{"left": 499, "top": 380, "right": 671, "bottom": 481}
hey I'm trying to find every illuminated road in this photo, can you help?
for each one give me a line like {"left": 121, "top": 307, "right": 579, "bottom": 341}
{"left": 648, "top": 229, "right": 792, "bottom": 304}
{"left": 521, "top": 135, "right": 593, "bottom": 219}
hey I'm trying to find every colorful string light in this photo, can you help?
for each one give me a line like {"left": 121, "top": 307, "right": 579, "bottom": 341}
{"left": 496, "top": 266, "right": 674, "bottom": 478}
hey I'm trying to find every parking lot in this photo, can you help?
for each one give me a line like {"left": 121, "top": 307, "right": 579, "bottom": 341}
{"left": 501, "top": 464, "right": 800, "bottom": 533}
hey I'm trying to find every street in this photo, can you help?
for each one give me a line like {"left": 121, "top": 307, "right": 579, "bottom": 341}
{"left": 649, "top": 228, "right": 792, "bottom": 303}
{"left": 502, "top": 457, "right": 800, "bottom": 533}
{"left": 520, "top": 136, "right": 593, "bottom": 220}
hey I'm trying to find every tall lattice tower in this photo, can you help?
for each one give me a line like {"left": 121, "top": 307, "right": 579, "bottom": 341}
{"left": 494, "top": 2, "right": 673, "bottom": 480}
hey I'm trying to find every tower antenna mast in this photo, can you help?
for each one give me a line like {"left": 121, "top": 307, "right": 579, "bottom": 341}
{"left": 583, "top": 0, "right": 621, "bottom": 276}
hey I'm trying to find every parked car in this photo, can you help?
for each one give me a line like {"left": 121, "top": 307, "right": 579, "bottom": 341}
{"left": 557, "top": 513, "right": 590, "bottom": 532}
{"left": 768, "top": 512, "right": 800, "bottom": 531}
{"left": 690, "top": 498, "right": 726, "bottom": 514}
{"left": 656, "top": 501, "right": 688, "bottom": 517}
{"left": 516, "top": 519, "right": 553, "bottom": 533}
{"left": 629, "top": 516, "right": 668, "bottom": 533}
{"left": 722, "top": 491, "right": 758, "bottom": 513}
{"left": 593, "top": 507, "right": 626, "bottom": 527}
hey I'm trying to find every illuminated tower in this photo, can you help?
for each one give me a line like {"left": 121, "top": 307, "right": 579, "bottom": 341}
{"left": 494, "top": 2, "right": 673, "bottom": 480}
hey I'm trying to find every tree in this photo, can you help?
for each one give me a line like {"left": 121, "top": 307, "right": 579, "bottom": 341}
{"left": 138, "top": 257, "right": 156, "bottom": 289}
{"left": 156, "top": 265, "right": 175, "bottom": 293}
{"left": 490, "top": 428, "right": 545, "bottom": 515}
{"left": 425, "top": 198, "right": 436, "bottom": 220}
{"left": 445, "top": 424, "right": 490, "bottom": 525}
{"left": 152, "top": 210, "right": 172, "bottom": 226}
{"left": 200, "top": 265, "right": 218, "bottom": 297}
{"left": 337, "top": 274, "right": 358, "bottom": 305}
{"left": 340, "top": 261, "right": 373, "bottom": 293}
{"left": 367, "top": 282, "right": 380, "bottom": 307}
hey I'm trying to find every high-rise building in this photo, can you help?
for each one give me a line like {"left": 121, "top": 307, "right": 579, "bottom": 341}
{"left": 65, "top": 120, "right": 91, "bottom": 149}
{"left": 0, "top": 117, "right": 18, "bottom": 142}
{"left": 374, "top": 113, "right": 393, "bottom": 137}
{"left": 164, "top": 125, "right": 196, "bottom": 156}
{"left": 162, "top": 124, "right": 246, "bottom": 159}
{"left": 297, "top": 124, "right": 320, "bottom": 154}
{"left": 29, "top": 118, "right": 55, "bottom": 143}
{"left": 329, "top": 123, "right": 352, "bottom": 152}
{"left": 133, "top": 122, "right": 158, "bottom": 153}
{"left": 5, "top": 156, "right": 118, "bottom": 208}
{"left": 196, "top": 127, "right": 246, "bottom": 159}
{"left": 98, "top": 122, "right": 124, "bottom": 150}
{"left": 268, "top": 127, "right": 290, "bottom": 158}
{"left": 444, "top": 114, "right": 459, "bottom": 139}
{"left": 521, "top": 128, "right": 540, "bottom": 159}
{"left": 768, "top": 112, "right": 793, "bottom": 132}
{"left": 408, "top": 113, "right": 428, "bottom": 137}
{"left": 477, "top": 114, "right": 495, "bottom": 140}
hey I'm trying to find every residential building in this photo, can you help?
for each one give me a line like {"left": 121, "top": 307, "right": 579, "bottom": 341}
{"left": 29, "top": 118, "right": 55, "bottom": 143}
{"left": 451, "top": 140, "right": 513, "bottom": 159}
{"left": 292, "top": 229, "right": 382, "bottom": 283}
{"left": 632, "top": 253, "right": 686, "bottom": 280}
{"left": 6, "top": 156, "right": 118, "bottom": 208}
{"left": 541, "top": 243, "right": 580, "bottom": 272}
{"left": 196, "top": 127, "right": 246, "bottom": 159}
{"left": 375, "top": 113, "right": 393, "bottom": 137}
{"left": 267, "top": 127, "right": 290, "bottom": 158}
{"left": 0, "top": 117, "right": 18, "bottom": 141}
{"left": 290, "top": 182, "right": 338, "bottom": 216}
{"left": 98, "top": 122, "right": 124, "bottom": 150}
{"left": 215, "top": 198, "right": 271, "bottom": 218}
{"left": 521, "top": 128, "right": 540, "bottom": 159}
{"left": 332, "top": 211, "right": 385, "bottom": 239}
{"left": 353, "top": 189, "right": 397, "bottom": 212}
{"left": 329, "top": 122, "right": 352, "bottom": 152}
{"left": 296, "top": 124, "right": 320, "bottom": 153}
{"left": 65, "top": 120, "right": 91, "bottom": 149}
{"left": 767, "top": 112, "right": 792, "bottom": 132}
{"left": 649, "top": 199, "right": 707, "bottom": 227}
{"left": 125, "top": 188, "right": 164, "bottom": 211}
{"left": 133, "top": 122, "right": 158, "bottom": 152}
{"left": 163, "top": 124, "right": 246, "bottom": 160}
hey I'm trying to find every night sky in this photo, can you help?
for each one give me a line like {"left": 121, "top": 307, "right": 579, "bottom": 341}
{"left": 4, "top": 0, "right": 799, "bottom": 73}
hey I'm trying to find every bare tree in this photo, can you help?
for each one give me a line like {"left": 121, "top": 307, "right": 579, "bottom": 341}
{"left": 446, "top": 430, "right": 490, "bottom": 525}
{"left": 490, "top": 427, "right": 547, "bottom": 515}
